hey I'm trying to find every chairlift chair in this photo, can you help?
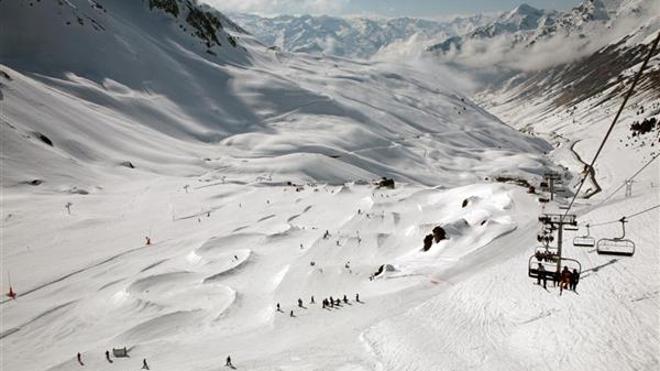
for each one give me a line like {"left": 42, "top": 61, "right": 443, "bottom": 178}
{"left": 573, "top": 224, "right": 595, "bottom": 247}
{"left": 528, "top": 255, "right": 581, "bottom": 280}
{"left": 597, "top": 217, "right": 635, "bottom": 256}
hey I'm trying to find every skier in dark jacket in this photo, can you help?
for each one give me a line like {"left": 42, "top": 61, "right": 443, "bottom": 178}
{"left": 355, "top": 293, "right": 360, "bottom": 302}
{"left": 571, "top": 269, "right": 580, "bottom": 291}
{"left": 560, "top": 266, "right": 571, "bottom": 295}
{"left": 343, "top": 295, "right": 349, "bottom": 304}
{"left": 76, "top": 352, "right": 84, "bottom": 366}
{"left": 105, "top": 350, "right": 113, "bottom": 363}
{"left": 225, "top": 355, "right": 233, "bottom": 367}
{"left": 298, "top": 298, "right": 303, "bottom": 308}
{"left": 142, "top": 358, "right": 150, "bottom": 370}
{"left": 537, "top": 263, "right": 547, "bottom": 289}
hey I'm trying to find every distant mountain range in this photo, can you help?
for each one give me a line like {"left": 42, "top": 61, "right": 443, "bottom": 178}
{"left": 228, "top": 13, "right": 495, "bottom": 59}
{"left": 426, "top": 0, "right": 643, "bottom": 54}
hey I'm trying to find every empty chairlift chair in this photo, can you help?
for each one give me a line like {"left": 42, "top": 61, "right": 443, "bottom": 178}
{"left": 597, "top": 217, "right": 635, "bottom": 256}
{"left": 573, "top": 224, "right": 595, "bottom": 247}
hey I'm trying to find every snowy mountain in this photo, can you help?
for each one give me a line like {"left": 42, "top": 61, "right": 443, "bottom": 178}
{"left": 2, "top": 1, "right": 659, "bottom": 371}
{"left": 427, "top": 1, "right": 615, "bottom": 54}
{"left": 470, "top": 0, "right": 660, "bottom": 119}
{"left": 229, "top": 13, "right": 494, "bottom": 59}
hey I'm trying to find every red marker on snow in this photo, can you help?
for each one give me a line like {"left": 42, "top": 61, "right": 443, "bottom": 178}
{"left": 6, "top": 272, "right": 16, "bottom": 299}
{"left": 7, "top": 286, "right": 16, "bottom": 300}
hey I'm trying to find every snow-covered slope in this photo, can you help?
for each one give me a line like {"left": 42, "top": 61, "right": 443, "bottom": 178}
{"left": 0, "top": 0, "right": 550, "bottom": 189}
{"left": 2, "top": 1, "right": 659, "bottom": 371}
{"left": 229, "top": 13, "right": 494, "bottom": 59}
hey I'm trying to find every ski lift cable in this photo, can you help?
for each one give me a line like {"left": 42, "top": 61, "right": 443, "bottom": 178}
{"left": 595, "top": 152, "right": 660, "bottom": 207}
{"left": 560, "top": 31, "right": 660, "bottom": 222}
{"left": 590, "top": 203, "right": 660, "bottom": 227}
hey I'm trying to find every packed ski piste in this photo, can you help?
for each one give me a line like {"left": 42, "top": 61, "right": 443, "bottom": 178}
{"left": 1, "top": 1, "right": 659, "bottom": 370}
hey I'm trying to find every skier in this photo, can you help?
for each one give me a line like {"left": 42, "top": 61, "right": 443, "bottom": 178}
{"left": 343, "top": 295, "right": 348, "bottom": 304}
{"left": 537, "top": 263, "right": 547, "bottom": 289}
{"left": 571, "top": 269, "right": 580, "bottom": 291}
{"left": 329, "top": 297, "right": 334, "bottom": 308}
{"left": 310, "top": 295, "right": 315, "bottom": 304}
{"left": 276, "top": 303, "right": 281, "bottom": 312}
{"left": 559, "top": 266, "right": 571, "bottom": 295}
{"left": 142, "top": 358, "right": 150, "bottom": 370}
{"left": 298, "top": 298, "right": 303, "bottom": 308}
{"left": 145, "top": 236, "right": 151, "bottom": 246}
{"left": 76, "top": 352, "right": 84, "bottom": 366}
{"left": 225, "top": 355, "right": 233, "bottom": 367}
{"left": 355, "top": 293, "right": 360, "bottom": 302}
{"left": 105, "top": 350, "right": 113, "bottom": 363}
{"left": 290, "top": 310, "right": 294, "bottom": 317}
{"left": 322, "top": 299, "right": 327, "bottom": 308}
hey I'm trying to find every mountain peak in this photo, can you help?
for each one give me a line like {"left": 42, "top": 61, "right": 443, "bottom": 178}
{"left": 511, "top": 3, "right": 542, "bottom": 16}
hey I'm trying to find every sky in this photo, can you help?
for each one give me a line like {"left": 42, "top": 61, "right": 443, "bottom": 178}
{"left": 202, "top": 0, "right": 581, "bottom": 17}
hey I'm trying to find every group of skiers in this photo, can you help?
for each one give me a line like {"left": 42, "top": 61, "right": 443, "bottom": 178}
{"left": 276, "top": 293, "right": 362, "bottom": 317}
{"left": 536, "top": 264, "right": 580, "bottom": 294}
{"left": 76, "top": 352, "right": 149, "bottom": 369}
{"left": 322, "top": 293, "right": 360, "bottom": 309}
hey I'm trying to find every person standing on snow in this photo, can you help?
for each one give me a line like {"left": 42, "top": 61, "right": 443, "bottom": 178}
{"left": 355, "top": 293, "right": 360, "bottom": 302}
{"left": 537, "top": 263, "right": 547, "bottom": 289}
{"left": 142, "top": 358, "right": 150, "bottom": 370}
{"left": 225, "top": 355, "right": 233, "bottom": 367}
{"left": 105, "top": 350, "right": 113, "bottom": 363}
{"left": 76, "top": 352, "right": 84, "bottom": 366}
{"left": 298, "top": 298, "right": 303, "bottom": 308}
{"left": 560, "top": 266, "right": 571, "bottom": 295}
{"left": 571, "top": 269, "right": 580, "bottom": 291}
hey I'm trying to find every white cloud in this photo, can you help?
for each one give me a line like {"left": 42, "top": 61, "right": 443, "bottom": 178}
{"left": 200, "top": 0, "right": 351, "bottom": 15}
